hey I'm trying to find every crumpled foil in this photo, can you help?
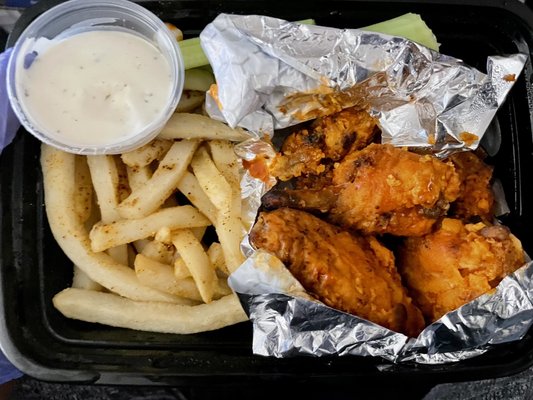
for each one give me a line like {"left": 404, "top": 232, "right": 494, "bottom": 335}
{"left": 201, "top": 14, "right": 526, "bottom": 155}
{"left": 200, "top": 14, "right": 532, "bottom": 364}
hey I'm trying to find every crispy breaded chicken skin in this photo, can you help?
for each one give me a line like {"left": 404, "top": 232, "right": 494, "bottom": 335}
{"left": 263, "top": 144, "right": 462, "bottom": 236}
{"left": 269, "top": 107, "right": 378, "bottom": 181}
{"left": 397, "top": 218, "right": 524, "bottom": 322}
{"left": 250, "top": 208, "right": 425, "bottom": 337}
{"left": 448, "top": 151, "right": 494, "bottom": 222}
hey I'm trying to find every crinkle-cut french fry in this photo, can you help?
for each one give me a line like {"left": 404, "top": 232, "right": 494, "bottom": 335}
{"left": 74, "top": 156, "right": 93, "bottom": 224}
{"left": 53, "top": 288, "right": 247, "bottom": 334}
{"left": 191, "top": 146, "right": 232, "bottom": 213}
{"left": 175, "top": 90, "right": 205, "bottom": 113}
{"left": 41, "top": 145, "right": 184, "bottom": 303}
{"left": 158, "top": 113, "right": 249, "bottom": 141}
{"left": 176, "top": 171, "right": 217, "bottom": 224}
{"left": 141, "top": 239, "right": 174, "bottom": 264}
{"left": 72, "top": 265, "right": 103, "bottom": 291}
{"left": 90, "top": 205, "right": 210, "bottom": 252}
{"left": 86, "top": 155, "right": 128, "bottom": 265}
{"left": 126, "top": 165, "right": 152, "bottom": 192}
{"left": 118, "top": 140, "right": 199, "bottom": 219}
{"left": 207, "top": 242, "right": 229, "bottom": 276}
{"left": 121, "top": 139, "right": 173, "bottom": 168}
{"left": 172, "top": 229, "right": 218, "bottom": 303}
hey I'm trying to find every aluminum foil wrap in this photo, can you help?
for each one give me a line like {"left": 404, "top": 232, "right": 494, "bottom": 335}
{"left": 200, "top": 14, "right": 532, "bottom": 364}
{"left": 201, "top": 14, "right": 526, "bottom": 155}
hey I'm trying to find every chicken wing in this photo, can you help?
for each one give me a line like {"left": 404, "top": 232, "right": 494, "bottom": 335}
{"left": 250, "top": 208, "right": 425, "bottom": 337}
{"left": 263, "top": 144, "right": 461, "bottom": 236}
{"left": 397, "top": 218, "right": 524, "bottom": 322}
{"left": 448, "top": 151, "right": 494, "bottom": 222}
{"left": 269, "top": 107, "right": 378, "bottom": 181}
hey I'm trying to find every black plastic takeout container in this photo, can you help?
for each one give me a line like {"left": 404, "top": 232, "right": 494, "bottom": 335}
{"left": 2, "top": 0, "right": 533, "bottom": 386}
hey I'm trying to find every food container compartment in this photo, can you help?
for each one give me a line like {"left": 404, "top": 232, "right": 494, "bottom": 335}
{"left": 1, "top": 0, "right": 533, "bottom": 385}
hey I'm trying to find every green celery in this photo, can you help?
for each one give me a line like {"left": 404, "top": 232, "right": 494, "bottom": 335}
{"left": 179, "top": 19, "right": 315, "bottom": 70}
{"left": 362, "top": 13, "right": 439, "bottom": 51}
{"left": 179, "top": 14, "right": 438, "bottom": 70}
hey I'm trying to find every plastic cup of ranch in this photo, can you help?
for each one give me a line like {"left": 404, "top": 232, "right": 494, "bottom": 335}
{"left": 6, "top": 0, "right": 184, "bottom": 155}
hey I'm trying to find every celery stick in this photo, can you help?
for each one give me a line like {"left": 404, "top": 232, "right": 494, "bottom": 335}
{"left": 179, "top": 40, "right": 209, "bottom": 70}
{"left": 178, "top": 14, "right": 437, "bottom": 70}
{"left": 362, "top": 13, "right": 439, "bottom": 51}
{"left": 179, "top": 19, "right": 315, "bottom": 70}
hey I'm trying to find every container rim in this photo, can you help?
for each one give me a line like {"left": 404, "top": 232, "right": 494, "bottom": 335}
{"left": 5, "top": 0, "right": 184, "bottom": 155}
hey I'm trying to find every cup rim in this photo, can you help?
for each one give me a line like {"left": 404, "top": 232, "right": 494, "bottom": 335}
{"left": 6, "top": 0, "right": 184, "bottom": 155}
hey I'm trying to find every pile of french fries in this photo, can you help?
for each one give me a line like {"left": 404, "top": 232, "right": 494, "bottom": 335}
{"left": 42, "top": 113, "right": 251, "bottom": 334}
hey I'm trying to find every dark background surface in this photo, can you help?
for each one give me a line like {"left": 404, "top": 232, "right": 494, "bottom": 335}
{"left": 2, "top": 1, "right": 533, "bottom": 399}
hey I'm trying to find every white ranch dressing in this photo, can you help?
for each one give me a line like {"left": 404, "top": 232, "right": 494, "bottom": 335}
{"left": 16, "top": 30, "right": 173, "bottom": 147}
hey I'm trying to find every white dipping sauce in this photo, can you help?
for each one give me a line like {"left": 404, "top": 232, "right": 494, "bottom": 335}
{"left": 16, "top": 30, "right": 173, "bottom": 146}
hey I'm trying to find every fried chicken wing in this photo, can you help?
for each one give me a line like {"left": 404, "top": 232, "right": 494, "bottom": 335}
{"left": 250, "top": 208, "right": 425, "bottom": 337}
{"left": 448, "top": 151, "right": 494, "bottom": 222}
{"left": 397, "top": 218, "right": 525, "bottom": 322}
{"left": 263, "top": 144, "right": 461, "bottom": 236}
{"left": 269, "top": 107, "right": 378, "bottom": 181}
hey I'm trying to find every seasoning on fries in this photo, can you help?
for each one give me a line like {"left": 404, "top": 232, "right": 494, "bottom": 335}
{"left": 43, "top": 111, "right": 250, "bottom": 333}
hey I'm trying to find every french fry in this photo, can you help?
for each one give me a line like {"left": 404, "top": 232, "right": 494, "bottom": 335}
{"left": 165, "top": 23, "right": 183, "bottom": 42}
{"left": 208, "top": 140, "right": 240, "bottom": 192}
{"left": 173, "top": 257, "right": 191, "bottom": 280}
{"left": 134, "top": 254, "right": 202, "bottom": 301}
{"left": 115, "top": 155, "right": 131, "bottom": 202}
{"left": 41, "top": 145, "right": 185, "bottom": 303}
{"left": 141, "top": 239, "right": 174, "bottom": 264}
{"left": 208, "top": 140, "right": 243, "bottom": 228}
{"left": 172, "top": 229, "right": 218, "bottom": 303}
{"left": 72, "top": 265, "right": 103, "bottom": 291}
{"left": 191, "top": 146, "right": 245, "bottom": 273}
{"left": 174, "top": 242, "right": 227, "bottom": 279}
{"left": 133, "top": 238, "right": 151, "bottom": 254}
{"left": 175, "top": 90, "right": 205, "bottom": 113}
{"left": 86, "top": 155, "right": 129, "bottom": 265}
{"left": 126, "top": 165, "right": 152, "bottom": 192}
{"left": 74, "top": 156, "right": 93, "bottom": 224}
{"left": 176, "top": 171, "right": 217, "bottom": 223}
{"left": 156, "top": 226, "right": 206, "bottom": 244}
{"left": 135, "top": 254, "right": 230, "bottom": 300}
{"left": 86, "top": 155, "right": 121, "bottom": 222}
{"left": 90, "top": 205, "right": 211, "bottom": 252}
{"left": 215, "top": 210, "right": 245, "bottom": 274}
{"left": 191, "top": 146, "right": 232, "bottom": 213}
{"left": 121, "top": 139, "right": 172, "bottom": 168}
{"left": 53, "top": 288, "right": 247, "bottom": 334}
{"left": 158, "top": 113, "right": 249, "bottom": 141}
{"left": 207, "top": 242, "right": 229, "bottom": 276}
{"left": 118, "top": 140, "right": 199, "bottom": 219}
